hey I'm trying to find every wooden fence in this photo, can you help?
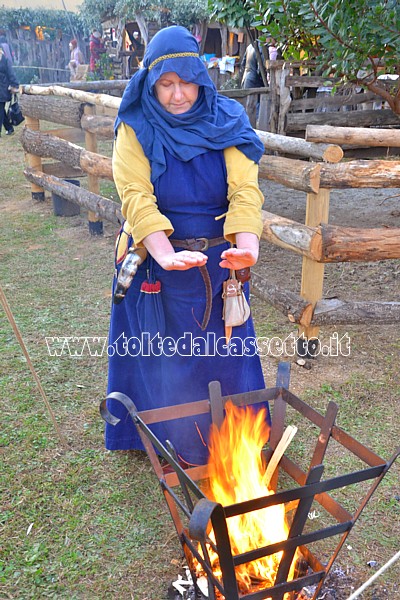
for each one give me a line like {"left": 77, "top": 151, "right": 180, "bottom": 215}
{"left": 265, "top": 60, "right": 400, "bottom": 138}
{"left": 4, "top": 28, "right": 86, "bottom": 84}
{"left": 19, "top": 83, "right": 400, "bottom": 350}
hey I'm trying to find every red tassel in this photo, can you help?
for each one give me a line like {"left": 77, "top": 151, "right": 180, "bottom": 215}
{"left": 140, "top": 280, "right": 161, "bottom": 293}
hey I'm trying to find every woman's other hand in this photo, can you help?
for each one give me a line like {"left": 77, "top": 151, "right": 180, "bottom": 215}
{"left": 219, "top": 232, "right": 259, "bottom": 269}
{"left": 219, "top": 247, "right": 257, "bottom": 270}
{"left": 160, "top": 250, "right": 208, "bottom": 271}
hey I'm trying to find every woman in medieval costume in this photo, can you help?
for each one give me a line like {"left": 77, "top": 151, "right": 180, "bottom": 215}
{"left": 67, "top": 39, "right": 84, "bottom": 81}
{"left": 106, "top": 26, "right": 268, "bottom": 466}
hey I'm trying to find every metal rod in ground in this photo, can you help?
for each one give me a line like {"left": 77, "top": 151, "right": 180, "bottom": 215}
{"left": 346, "top": 549, "right": 400, "bottom": 600}
{"left": 0, "top": 283, "right": 69, "bottom": 449}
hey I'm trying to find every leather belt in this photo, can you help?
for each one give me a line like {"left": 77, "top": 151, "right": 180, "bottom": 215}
{"left": 170, "top": 236, "right": 226, "bottom": 330}
{"left": 170, "top": 236, "right": 226, "bottom": 252}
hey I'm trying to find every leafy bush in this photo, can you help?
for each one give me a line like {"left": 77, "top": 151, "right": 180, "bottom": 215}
{"left": 0, "top": 7, "right": 84, "bottom": 35}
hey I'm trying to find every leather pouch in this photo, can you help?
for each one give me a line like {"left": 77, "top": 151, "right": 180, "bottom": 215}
{"left": 222, "top": 270, "right": 251, "bottom": 328}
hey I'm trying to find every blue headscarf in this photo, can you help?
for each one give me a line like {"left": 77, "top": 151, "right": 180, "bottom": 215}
{"left": 116, "top": 26, "right": 265, "bottom": 182}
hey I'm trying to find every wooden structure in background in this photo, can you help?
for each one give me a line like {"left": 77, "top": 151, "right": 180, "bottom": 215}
{"left": 19, "top": 83, "right": 400, "bottom": 350}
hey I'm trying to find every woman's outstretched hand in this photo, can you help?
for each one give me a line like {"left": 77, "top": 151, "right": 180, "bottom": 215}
{"left": 143, "top": 231, "right": 208, "bottom": 271}
{"left": 219, "top": 233, "right": 259, "bottom": 270}
{"left": 159, "top": 250, "right": 208, "bottom": 271}
{"left": 219, "top": 247, "right": 257, "bottom": 270}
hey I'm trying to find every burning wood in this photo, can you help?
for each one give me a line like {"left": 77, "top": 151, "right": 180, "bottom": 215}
{"left": 197, "top": 401, "right": 300, "bottom": 595}
{"left": 262, "top": 425, "right": 298, "bottom": 489}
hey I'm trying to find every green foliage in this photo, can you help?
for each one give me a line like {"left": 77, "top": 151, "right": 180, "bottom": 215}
{"left": 86, "top": 52, "right": 115, "bottom": 80}
{"left": 0, "top": 7, "right": 84, "bottom": 36}
{"left": 208, "top": 0, "right": 253, "bottom": 28}
{"left": 208, "top": 0, "right": 400, "bottom": 111}
{"left": 167, "top": 0, "right": 209, "bottom": 28}
{"left": 79, "top": 0, "right": 208, "bottom": 31}
{"left": 250, "top": 0, "right": 400, "bottom": 76}
{"left": 79, "top": 0, "right": 120, "bottom": 31}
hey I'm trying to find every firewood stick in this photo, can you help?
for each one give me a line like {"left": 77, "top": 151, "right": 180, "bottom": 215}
{"left": 262, "top": 425, "right": 298, "bottom": 489}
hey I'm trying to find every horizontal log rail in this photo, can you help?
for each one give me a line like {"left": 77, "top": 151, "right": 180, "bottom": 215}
{"left": 306, "top": 125, "right": 400, "bottom": 148}
{"left": 261, "top": 211, "right": 400, "bottom": 262}
{"left": 20, "top": 128, "right": 113, "bottom": 180}
{"left": 288, "top": 109, "right": 400, "bottom": 132}
{"left": 23, "top": 168, "right": 122, "bottom": 225}
{"left": 311, "top": 298, "right": 400, "bottom": 325}
{"left": 21, "top": 128, "right": 323, "bottom": 192}
{"left": 251, "top": 274, "right": 400, "bottom": 325}
{"left": 21, "top": 84, "right": 121, "bottom": 110}
{"left": 321, "top": 224, "right": 400, "bottom": 262}
{"left": 28, "top": 125, "right": 400, "bottom": 192}
{"left": 19, "top": 94, "right": 84, "bottom": 128}
{"left": 258, "top": 156, "right": 320, "bottom": 193}
{"left": 320, "top": 159, "right": 400, "bottom": 188}
{"left": 56, "top": 80, "right": 128, "bottom": 92}
{"left": 80, "top": 114, "right": 115, "bottom": 138}
{"left": 255, "top": 129, "right": 343, "bottom": 163}
{"left": 261, "top": 210, "right": 322, "bottom": 261}
{"left": 251, "top": 271, "right": 313, "bottom": 326}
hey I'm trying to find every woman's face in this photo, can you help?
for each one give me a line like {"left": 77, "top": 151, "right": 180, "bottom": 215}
{"left": 154, "top": 72, "right": 199, "bottom": 115}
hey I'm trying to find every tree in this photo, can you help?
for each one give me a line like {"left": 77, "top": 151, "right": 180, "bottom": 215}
{"left": 79, "top": 0, "right": 208, "bottom": 46}
{"left": 248, "top": 0, "right": 400, "bottom": 114}
{"left": 207, "top": 0, "right": 268, "bottom": 83}
{"left": 0, "top": 6, "right": 84, "bottom": 38}
{"left": 78, "top": 0, "right": 117, "bottom": 32}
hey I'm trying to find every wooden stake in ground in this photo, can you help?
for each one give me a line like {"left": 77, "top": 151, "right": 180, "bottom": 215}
{"left": 0, "top": 283, "right": 69, "bottom": 449}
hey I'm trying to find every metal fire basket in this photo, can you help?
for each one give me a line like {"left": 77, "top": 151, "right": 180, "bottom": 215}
{"left": 101, "top": 362, "right": 399, "bottom": 600}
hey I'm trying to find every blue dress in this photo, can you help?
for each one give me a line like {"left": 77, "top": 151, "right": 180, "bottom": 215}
{"left": 105, "top": 149, "right": 266, "bottom": 465}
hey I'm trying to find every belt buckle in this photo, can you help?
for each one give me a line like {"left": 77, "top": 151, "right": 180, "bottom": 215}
{"left": 196, "top": 237, "right": 209, "bottom": 251}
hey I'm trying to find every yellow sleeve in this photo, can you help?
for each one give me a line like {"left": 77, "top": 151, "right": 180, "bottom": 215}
{"left": 223, "top": 146, "right": 264, "bottom": 244}
{"left": 112, "top": 122, "right": 174, "bottom": 246}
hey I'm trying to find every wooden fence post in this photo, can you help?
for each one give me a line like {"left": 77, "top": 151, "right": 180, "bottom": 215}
{"left": 269, "top": 65, "right": 279, "bottom": 133}
{"left": 24, "top": 116, "right": 45, "bottom": 201}
{"left": 277, "top": 66, "right": 291, "bottom": 134}
{"left": 257, "top": 92, "right": 270, "bottom": 131}
{"left": 84, "top": 104, "right": 103, "bottom": 235}
{"left": 245, "top": 94, "right": 258, "bottom": 129}
{"left": 298, "top": 188, "right": 330, "bottom": 356}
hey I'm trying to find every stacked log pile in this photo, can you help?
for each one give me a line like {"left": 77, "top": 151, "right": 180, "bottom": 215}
{"left": 19, "top": 85, "right": 400, "bottom": 334}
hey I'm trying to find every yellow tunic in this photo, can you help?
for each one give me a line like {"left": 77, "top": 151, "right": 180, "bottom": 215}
{"left": 112, "top": 122, "right": 264, "bottom": 247}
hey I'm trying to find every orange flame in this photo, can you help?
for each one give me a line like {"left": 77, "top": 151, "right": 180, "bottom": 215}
{"left": 203, "top": 401, "right": 296, "bottom": 593}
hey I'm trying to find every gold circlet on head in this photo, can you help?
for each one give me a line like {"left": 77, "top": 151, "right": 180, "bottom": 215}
{"left": 148, "top": 52, "right": 199, "bottom": 71}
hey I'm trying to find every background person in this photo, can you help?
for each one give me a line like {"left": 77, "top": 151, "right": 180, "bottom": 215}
{"left": 89, "top": 30, "right": 105, "bottom": 73}
{"left": 67, "top": 39, "right": 84, "bottom": 80}
{"left": 128, "top": 31, "right": 144, "bottom": 67}
{"left": 241, "top": 41, "right": 264, "bottom": 89}
{"left": 0, "top": 46, "right": 19, "bottom": 137}
{"left": 105, "top": 26, "right": 269, "bottom": 466}
{"left": 0, "top": 34, "right": 13, "bottom": 63}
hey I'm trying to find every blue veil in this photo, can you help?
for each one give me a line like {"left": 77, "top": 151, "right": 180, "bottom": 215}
{"left": 116, "top": 26, "right": 265, "bottom": 182}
